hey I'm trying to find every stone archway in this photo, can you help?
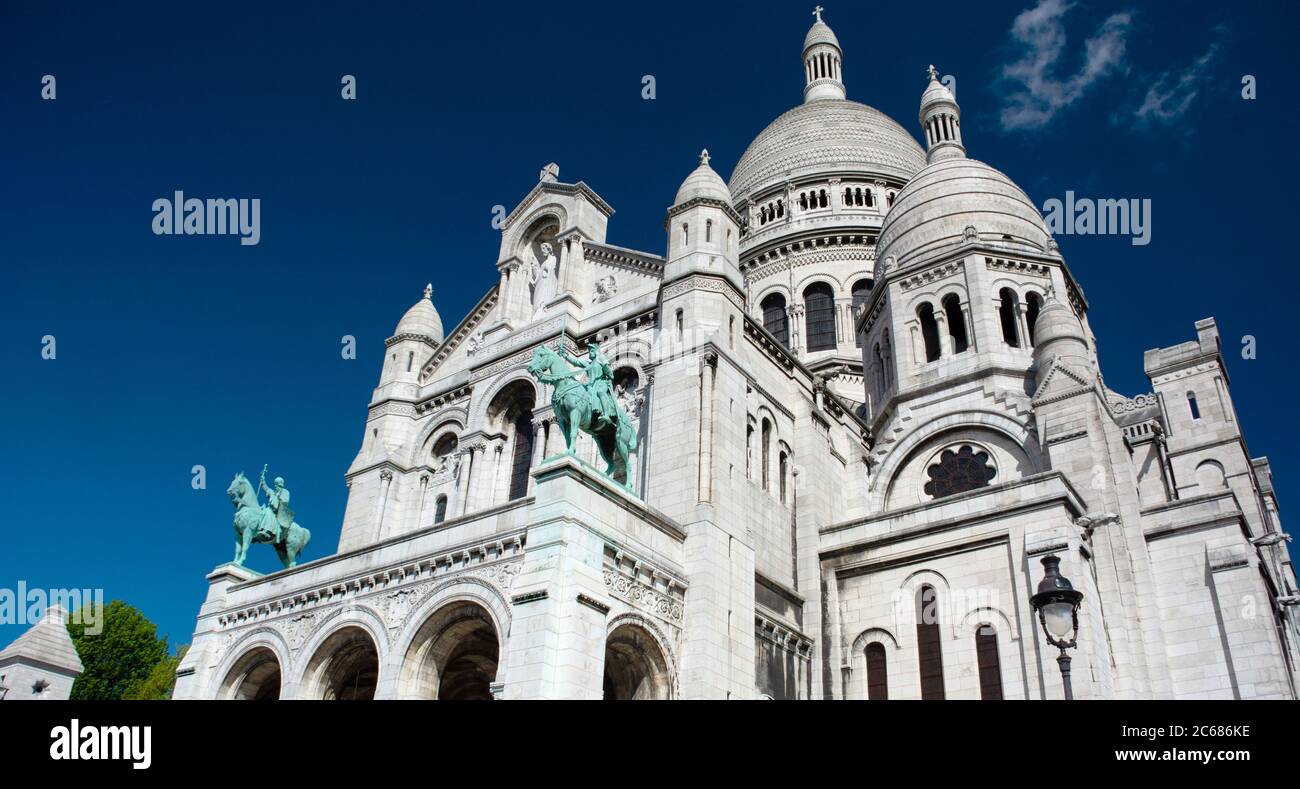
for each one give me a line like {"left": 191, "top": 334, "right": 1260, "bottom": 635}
{"left": 304, "top": 626, "right": 380, "bottom": 700}
{"left": 219, "top": 646, "right": 282, "bottom": 700}
{"left": 398, "top": 601, "right": 500, "bottom": 700}
{"left": 603, "top": 623, "right": 672, "bottom": 700}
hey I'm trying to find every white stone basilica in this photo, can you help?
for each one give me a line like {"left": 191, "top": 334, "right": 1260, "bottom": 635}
{"left": 176, "top": 12, "right": 1299, "bottom": 700}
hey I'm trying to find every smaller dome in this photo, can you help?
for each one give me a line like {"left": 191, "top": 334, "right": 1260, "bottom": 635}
{"left": 803, "top": 20, "right": 840, "bottom": 52}
{"left": 673, "top": 150, "right": 732, "bottom": 205}
{"left": 394, "top": 283, "right": 444, "bottom": 343}
{"left": 1032, "top": 292, "right": 1086, "bottom": 350}
{"left": 920, "top": 75, "right": 957, "bottom": 115}
{"left": 877, "top": 158, "right": 1051, "bottom": 274}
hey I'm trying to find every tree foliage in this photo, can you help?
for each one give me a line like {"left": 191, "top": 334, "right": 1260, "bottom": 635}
{"left": 67, "top": 600, "right": 169, "bottom": 700}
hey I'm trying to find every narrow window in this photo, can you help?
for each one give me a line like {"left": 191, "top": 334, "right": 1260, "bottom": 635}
{"left": 1025, "top": 292, "right": 1043, "bottom": 346}
{"left": 761, "top": 293, "right": 789, "bottom": 347}
{"left": 434, "top": 495, "right": 448, "bottom": 524}
{"left": 675, "top": 308, "right": 684, "bottom": 342}
{"left": 918, "top": 303, "right": 941, "bottom": 362}
{"left": 804, "top": 282, "right": 837, "bottom": 352}
{"left": 507, "top": 412, "right": 534, "bottom": 500}
{"left": 866, "top": 188, "right": 874, "bottom": 207}
{"left": 779, "top": 451, "right": 789, "bottom": 504}
{"left": 976, "top": 625, "right": 1004, "bottom": 700}
{"left": 819, "top": 189, "right": 827, "bottom": 208}
{"left": 406, "top": 351, "right": 414, "bottom": 372}
{"left": 705, "top": 219, "right": 712, "bottom": 242}
{"left": 1188, "top": 391, "right": 1201, "bottom": 420}
{"left": 942, "top": 294, "right": 968, "bottom": 353}
{"left": 998, "top": 288, "right": 1020, "bottom": 347}
{"left": 729, "top": 315, "right": 735, "bottom": 349}
{"left": 865, "top": 643, "right": 888, "bottom": 700}
{"left": 682, "top": 223, "right": 689, "bottom": 244}
{"left": 916, "top": 585, "right": 945, "bottom": 699}
{"left": 761, "top": 419, "right": 772, "bottom": 491}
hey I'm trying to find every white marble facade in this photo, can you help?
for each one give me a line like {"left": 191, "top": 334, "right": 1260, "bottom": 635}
{"left": 175, "top": 13, "right": 1299, "bottom": 700}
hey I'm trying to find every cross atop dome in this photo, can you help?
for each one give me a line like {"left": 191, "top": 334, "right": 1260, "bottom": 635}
{"left": 699, "top": 148, "right": 710, "bottom": 166}
{"left": 423, "top": 283, "right": 433, "bottom": 300}
{"left": 927, "top": 64, "right": 939, "bottom": 82}
{"left": 812, "top": 5, "right": 823, "bottom": 22}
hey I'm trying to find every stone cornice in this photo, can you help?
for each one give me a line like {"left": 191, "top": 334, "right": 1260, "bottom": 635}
{"left": 664, "top": 195, "right": 743, "bottom": 227}
{"left": 584, "top": 242, "right": 665, "bottom": 278}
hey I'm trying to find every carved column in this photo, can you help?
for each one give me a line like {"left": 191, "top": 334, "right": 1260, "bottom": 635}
{"left": 528, "top": 420, "right": 546, "bottom": 495}
{"left": 455, "top": 448, "right": 474, "bottom": 516}
{"left": 416, "top": 473, "right": 431, "bottom": 530}
{"left": 698, "top": 351, "right": 718, "bottom": 503}
{"left": 935, "top": 308, "right": 953, "bottom": 358}
{"left": 375, "top": 469, "right": 394, "bottom": 539}
{"left": 789, "top": 304, "right": 806, "bottom": 357}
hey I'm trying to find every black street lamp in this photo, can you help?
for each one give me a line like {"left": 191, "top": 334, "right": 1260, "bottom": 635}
{"left": 1030, "top": 554, "right": 1084, "bottom": 700}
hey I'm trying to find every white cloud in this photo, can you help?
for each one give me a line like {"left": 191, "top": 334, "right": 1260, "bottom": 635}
{"left": 999, "top": 0, "right": 1133, "bottom": 131}
{"left": 1132, "top": 42, "right": 1221, "bottom": 127}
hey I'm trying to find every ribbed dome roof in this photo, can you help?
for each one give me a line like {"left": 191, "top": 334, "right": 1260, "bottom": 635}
{"left": 674, "top": 151, "right": 732, "bottom": 205}
{"left": 803, "top": 20, "right": 840, "bottom": 51}
{"left": 728, "top": 100, "right": 926, "bottom": 203}
{"left": 920, "top": 77, "right": 957, "bottom": 114}
{"left": 394, "top": 285, "right": 444, "bottom": 343}
{"left": 876, "top": 158, "right": 1051, "bottom": 273}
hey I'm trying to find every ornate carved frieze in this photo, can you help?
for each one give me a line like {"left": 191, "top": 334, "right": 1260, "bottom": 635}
{"left": 367, "top": 401, "right": 419, "bottom": 421}
{"left": 984, "top": 256, "right": 1051, "bottom": 279}
{"left": 660, "top": 274, "right": 745, "bottom": 311}
{"left": 899, "top": 260, "right": 964, "bottom": 291}
{"left": 213, "top": 533, "right": 528, "bottom": 651}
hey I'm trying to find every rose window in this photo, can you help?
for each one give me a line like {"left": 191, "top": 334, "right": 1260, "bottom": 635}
{"left": 923, "top": 445, "right": 996, "bottom": 499}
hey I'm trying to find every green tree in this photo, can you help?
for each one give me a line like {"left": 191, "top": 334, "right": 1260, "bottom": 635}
{"left": 67, "top": 600, "right": 169, "bottom": 700}
{"left": 124, "top": 644, "right": 188, "bottom": 700}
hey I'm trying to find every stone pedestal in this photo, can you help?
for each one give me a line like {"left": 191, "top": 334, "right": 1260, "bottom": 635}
{"left": 173, "top": 563, "right": 262, "bottom": 700}
{"left": 500, "top": 455, "right": 637, "bottom": 699}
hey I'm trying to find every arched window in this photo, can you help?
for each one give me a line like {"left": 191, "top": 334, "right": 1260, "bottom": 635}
{"left": 761, "top": 293, "right": 788, "bottom": 347}
{"left": 818, "top": 189, "right": 827, "bottom": 208}
{"left": 1187, "top": 391, "right": 1201, "bottom": 420}
{"left": 779, "top": 450, "right": 789, "bottom": 504}
{"left": 975, "top": 625, "right": 1004, "bottom": 700}
{"left": 887, "top": 191, "right": 896, "bottom": 207}
{"left": 998, "top": 288, "right": 1020, "bottom": 347}
{"left": 918, "top": 302, "right": 941, "bottom": 362}
{"left": 508, "top": 412, "right": 534, "bottom": 500}
{"left": 865, "top": 642, "right": 888, "bottom": 700}
{"left": 799, "top": 192, "right": 808, "bottom": 211}
{"left": 1025, "top": 292, "right": 1043, "bottom": 346}
{"left": 682, "top": 223, "right": 689, "bottom": 244}
{"left": 916, "top": 585, "right": 945, "bottom": 699}
{"left": 406, "top": 351, "right": 415, "bottom": 372}
{"left": 852, "top": 279, "right": 873, "bottom": 348}
{"left": 434, "top": 495, "right": 448, "bottom": 524}
{"left": 776, "top": 200, "right": 784, "bottom": 218}
{"left": 705, "top": 219, "right": 712, "bottom": 242}
{"left": 866, "top": 188, "right": 875, "bottom": 207}
{"left": 942, "top": 294, "right": 968, "bottom": 353}
{"left": 761, "top": 419, "right": 772, "bottom": 491}
{"left": 804, "top": 283, "right": 837, "bottom": 352}
{"left": 882, "top": 330, "right": 893, "bottom": 388}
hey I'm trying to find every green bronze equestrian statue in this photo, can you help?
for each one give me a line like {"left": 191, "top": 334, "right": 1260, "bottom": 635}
{"left": 527, "top": 340, "right": 638, "bottom": 491}
{"left": 226, "top": 465, "right": 312, "bottom": 568}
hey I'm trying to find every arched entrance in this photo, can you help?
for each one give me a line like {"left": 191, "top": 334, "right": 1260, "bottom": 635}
{"left": 305, "top": 626, "right": 380, "bottom": 700}
{"left": 220, "top": 646, "right": 282, "bottom": 700}
{"left": 398, "top": 601, "right": 500, "bottom": 700}
{"left": 485, "top": 381, "right": 537, "bottom": 501}
{"left": 603, "top": 623, "right": 672, "bottom": 700}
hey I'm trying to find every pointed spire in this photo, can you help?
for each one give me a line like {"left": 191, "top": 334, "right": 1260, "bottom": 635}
{"left": 802, "top": 7, "right": 845, "bottom": 103}
{"left": 919, "top": 64, "right": 965, "bottom": 164}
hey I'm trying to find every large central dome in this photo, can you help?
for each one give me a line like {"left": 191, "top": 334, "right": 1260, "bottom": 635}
{"left": 728, "top": 100, "right": 926, "bottom": 203}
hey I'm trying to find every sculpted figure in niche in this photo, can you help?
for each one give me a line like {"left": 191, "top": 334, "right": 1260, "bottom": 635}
{"left": 529, "top": 241, "right": 558, "bottom": 318}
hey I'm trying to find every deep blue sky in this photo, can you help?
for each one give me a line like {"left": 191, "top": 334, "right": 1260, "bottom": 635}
{"left": 2, "top": 0, "right": 1297, "bottom": 648}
